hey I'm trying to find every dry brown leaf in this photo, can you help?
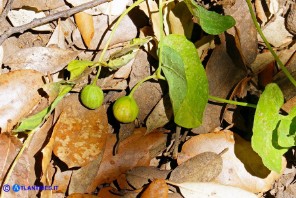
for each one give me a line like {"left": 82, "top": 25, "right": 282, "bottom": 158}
{"left": 139, "top": 0, "right": 164, "bottom": 40}
{"left": 51, "top": 167, "right": 72, "bottom": 193}
{"left": 97, "top": 186, "right": 121, "bottom": 198}
{"left": 126, "top": 166, "right": 171, "bottom": 189}
{"left": 0, "top": 69, "right": 44, "bottom": 132}
{"left": 3, "top": 47, "right": 79, "bottom": 74}
{"left": 74, "top": 12, "right": 94, "bottom": 48}
{"left": 225, "top": 0, "right": 258, "bottom": 66}
{"left": 73, "top": 15, "right": 137, "bottom": 50}
{"left": 129, "top": 50, "right": 164, "bottom": 123}
{"left": 86, "top": 128, "right": 167, "bottom": 192}
{"left": 260, "top": 15, "right": 293, "bottom": 47}
{"left": 170, "top": 152, "right": 222, "bottom": 183}
{"left": 52, "top": 94, "right": 108, "bottom": 168}
{"left": 192, "top": 35, "right": 246, "bottom": 134}
{"left": 166, "top": 1, "right": 193, "bottom": 39}
{"left": 0, "top": 133, "right": 22, "bottom": 183}
{"left": 68, "top": 154, "right": 103, "bottom": 194}
{"left": 68, "top": 193, "right": 98, "bottom": 198}
{"left": 178, "top": 130, "right": 284, "bottom": 193}
{"left": 146, "top": 94, "right": 173, "bottom": 133}
{"left": 6, "top": 148, "right": 30, "bottom": 198}
{"left": 141, "top": 179, "right": 168, "bottom": 198}
{"left": 177, "top": 182, "right": 257, "bottom": 198}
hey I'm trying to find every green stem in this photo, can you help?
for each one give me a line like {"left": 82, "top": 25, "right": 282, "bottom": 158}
{"left": 157, "top": 0, "right": 165, "bottom": 79}
{"left": 129, "top": 74, "right": 157, "bottom": 97}
{"left": 208, "top": 95, "right": 257, "bottom": 108}
{"left": 92, "top": 0, "right": 145, "bottom": 83}
{"left": 246, "top": 0, "right": 296, "bottom": 87}
{"left": 92, "top": 66, "right": 101, "bottom": 85}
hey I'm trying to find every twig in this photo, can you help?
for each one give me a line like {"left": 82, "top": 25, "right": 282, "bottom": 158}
{"left": 0, "top": 0, "right": 111, "bottom": 45}
{"left": 173, "top": 126, "right": 181, "bottom": 159}
{"left": 0, "top": 0, "right": 15, "bottom": 21}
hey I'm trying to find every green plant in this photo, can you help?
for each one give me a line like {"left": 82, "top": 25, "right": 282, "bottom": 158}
{"left": 16, "top": 0, "right": 295, "bottom": 174}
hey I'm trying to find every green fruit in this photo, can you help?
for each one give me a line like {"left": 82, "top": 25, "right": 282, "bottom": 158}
{"left": 113, "top": 96, "right": 139, "bottom": 123}
{"left": 80, "top": 84, "right": 104, "bottom": 109}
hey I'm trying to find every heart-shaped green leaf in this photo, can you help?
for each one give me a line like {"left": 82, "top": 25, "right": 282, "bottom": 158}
{"left": 184, "top": 0, "right": 235, "bottom": 35}
{"left": 161, "top": 34, "right": 208, "bottom": 128}
{"left": 251, "top": 83, "right": 287, "bottom": 173}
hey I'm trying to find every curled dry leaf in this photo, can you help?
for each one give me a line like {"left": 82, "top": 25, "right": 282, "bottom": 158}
{"left": 0, "top": 69, "right": 44, "bottom": 132}
{"left": 74, "top": 12, "right": 94, "bottom": 48}
{"left": 52, "top": 94, "right": 109, "bottom": 168}
{"left": 177, "top": 182, "right": 257, "bottom": 198}
{"left": 3, "top": 47, "right": 79, "bottom": 74}
{"left": 141, "top": 179, "right": 168, "bottom": 198}
{"left": 178, "top": 130, "right": 285, "bottom": 193}
{"left": 85, "top": 128, "right": 167, "bottom": 192}
{"left": 169, "top": 152, "right": 222, "bottom": 183}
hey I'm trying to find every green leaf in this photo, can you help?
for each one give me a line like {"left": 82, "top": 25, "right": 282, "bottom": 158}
{"left": 67, "top": 60, "right": 94, "bottom": 80}
{"left": 107, "top": 37, "right": 152, "bottom": 70}
{"left": 13, "top": 84, "right": 73, "bottom": 132}
{"left": 184, "top": 0, "right": 235, "bottom": 35}
{"left": 161, "top": 34, "right": 208, "bottom": 128}
{"left": 277, "top": 107, "right": 296, "bottom": 148}
{"left": 251, "top": 83, "right": 287, "bottom": 173}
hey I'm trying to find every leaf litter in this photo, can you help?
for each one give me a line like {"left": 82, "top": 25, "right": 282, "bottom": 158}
{"left": 0, "top": 0, "right": 295, "bottom": 197}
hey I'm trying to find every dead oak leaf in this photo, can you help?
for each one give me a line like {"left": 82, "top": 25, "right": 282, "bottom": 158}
{"left": 52, "top": 94, "right": 108, "bottom": 168}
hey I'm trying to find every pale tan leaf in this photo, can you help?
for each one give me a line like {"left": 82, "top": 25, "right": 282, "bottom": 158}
{"left": 260, "top": 16, "right": 293, "bottom": 47}
{"left": 7, "top": 9, "right": 52, "bottom": 31}
{"left": 52, "top": 94, "right": 108, "bottom": 168}
{"left": 86, "top": 128, "right": 167, "bottom": 192}
{"left": 0, "top": 70, "right": 44, "bottom": 132}
{"left": 178, "top": 182, "right": 257, "bottom": 198}
{"left": 12, "top": 0, "right": 65, "bottom": 10}
{"left": 4, "top": 47, "right": 79, "bottom": 74}
{"left": 47, "top": 22, "right": 66, "bottom": 49}
{"left": 178, "top": 130, "right": 284, "bottom": 193}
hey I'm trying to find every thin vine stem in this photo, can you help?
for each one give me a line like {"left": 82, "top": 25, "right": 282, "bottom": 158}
{"left": 156, "top": 0, "right": 165, "bottom": 79}
{"left": 208, "top": 95, "right": 257, "bottom": 108}
{"left": 129, "top": 74, "right": 157, "bottom": 97}
{"left": 92, "top": 0, "right": 145, "bottom": 82}
{"left": 246, "top": 0, "right": 296, "bottom": 87}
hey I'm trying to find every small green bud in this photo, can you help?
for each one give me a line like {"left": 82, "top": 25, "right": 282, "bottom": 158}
{"left": 113, "top": 96, "right": 139, "bottom": 123}
{"left": 80, "top": 84, "right": 104, "bottom": 109}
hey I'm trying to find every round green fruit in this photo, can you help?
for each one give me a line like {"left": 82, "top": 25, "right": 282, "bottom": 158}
{"left": 113, "top": 96, "right": 139, "bottom": 123}
{"left": 80, "top": 84, "right": 104, "bottom": 109}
